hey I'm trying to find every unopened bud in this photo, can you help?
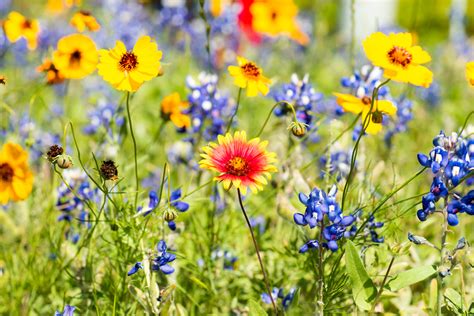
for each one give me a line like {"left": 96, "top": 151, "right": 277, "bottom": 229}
{"left": 288, "top": 121, "right": 308, "bottom": 138}
{"left": 56, "top": 154, "right": 73, "bottom": 169}
{"left": 163, "top": 208, "right": 177, "bottom": 222}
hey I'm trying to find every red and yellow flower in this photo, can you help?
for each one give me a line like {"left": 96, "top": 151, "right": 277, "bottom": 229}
{"left": 3, "top": 11, "right": 40, "bottom": 50}
{"left": 333, "top": 93, "right": 397, "bottom": 135}
{"left": 363, "top": 32, "right": 433, "bottom": 88}
{"left": 0, "top": 143, "right": 33, "bottom": 205}
{"left": 200, "top": 131, "right": 277, "bottom": 194}
{"left": 466, "top": 61, "right": 474, "bottom": 86}
{"left": 161, "top": 93, "right": 191, "bottom": 129}
{"left": 228, "top": 56, "right": 270, "bottom": 97}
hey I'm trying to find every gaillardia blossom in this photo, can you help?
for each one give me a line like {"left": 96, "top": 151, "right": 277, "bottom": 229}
{"left": 3, "top": 11, "right": 40, "bottom": 50}
{"left": 363, "top": 32, "right": 433, "bottom": 87}
{"left": 200, "top": 131, "right": 277, "bottom": 194}
{"left": 333, "top": 92, "right": 397, "bottom": 134}
{"left": 228, "top": 56, "right": 270, "bottom": 97}
{"left": 0, "top": 143, "right": 33, "bottom": 205}
{"left": 466, "top": 61, "right": 474, "bottom": 86}
{"left": 97, "top": 35, "right": 162, "bottom": 92}
{"left": 53, "top": 34, "right": 98, "bottom": 79}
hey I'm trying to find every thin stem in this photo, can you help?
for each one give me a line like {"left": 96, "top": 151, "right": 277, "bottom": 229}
{"left": 256, "top": 101, "right": 298, "bottom": 138}
{"left": 437, "top": 197, "right": 448, "bottom": 316}
{"left": 126, "top": 91, "right": 139, "bottom": 210}
{"left": 225, "top": 88, "right": 242, "bottom": 133}
{"left": 371, "top": 256, "right": 395, "bottom": 313}
{"left": 237, "top": 188, "right": 278, "bottom": 314}
{"left": 317, "top": 222, "right": 325, "bottom": 315}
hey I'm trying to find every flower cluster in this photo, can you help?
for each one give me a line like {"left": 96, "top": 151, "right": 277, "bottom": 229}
{"left": 417, "top": 131, "right": 474, "bottom": 225}
{"left": 319, "top": 150, "right": 352, "bottom": 182}
{"left": 128, "top": 240, "right": 177, "bottom": 276}
{"left": 293, "top": 186, "right": 355, "bottom": 252}
{"left": 261, "top": 287, "right": 296, "bottom": 310}
{"left": 209, "top": 248, "right": 238, "bottom": 270}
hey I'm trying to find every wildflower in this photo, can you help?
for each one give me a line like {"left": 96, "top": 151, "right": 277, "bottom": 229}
{"left": 99, "top": 160, "right": 118, "bottom": 181}
{"left": 54, "top": 304, "right": 75, "bottom": 316}
{"left": 83, "top": 100, "right": 124, "bottom": 135}
{"left": 199, "top": 131, "right": 277, "bottom": 194}
{"left": 53, "top": 34, "right": 98, "bottom": 79}
{"left": 466, "top": 61, "right": 474, "bottom": 86}
{"left": 37, "top": 59, "right": 65, "bottom": 85}
{"left": 3, "top": 11, "right": 39, "bottom": 50}
{"left": 166, "top": 188, "right": 190, "bottom": 231}
{"left": 319, "top": 150, "right": 352, "bottom": 182}
{"left": 228, "top": 56, "right": 270, "bottom": 97}
{"left": 363, "top": 32, "right": 433, "bottom": 87}
{"left": 127, "top": 262, "right": 143, "bottom": 276}
{"left": 70, "top": 11, "right": 100, "bottom": 32}
{"left": 161, "top": 93, "right": 191, "bottom": 129}
{"left": 56, "top": 154, "right": 73, "bottom": 169}
{"left": 152, "top": 240, "right": 176, "bottom": 274}
{"left": 137, "top": 191, "right": 159, "bottom": 217}
{"left": 333, "top": 92, "right": 397, "bottom": 134}
{"left": 46, "top": 144, "right": 64, "bottom": 162}
{"left": 0, "top": 143, "right": 34, "bottom": 205}
{"left": 210, "top": 248, "right": 238, "bottom": 270}
{"left": 288, "top": 121, "right": 307, "bottom": 137}
{"left": 0, "top": 76, "right": 6, "bottom": 85}
{"left": 261, "top": 287, "right": 296, "bottom": 310}
{"left": 97, "top": 35, "right": 162, "bottom": 92}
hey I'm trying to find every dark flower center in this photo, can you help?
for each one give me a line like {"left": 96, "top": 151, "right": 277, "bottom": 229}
{"left": 47, "top": 145, "right": 64, "bottom": 161}
{"left": 0, "top": 163, "right": 14, "bottom": 182}
{"left": 119, "top": 52, "right": 139, "bottom": 72}
{"left": 241, "top": 62, "right": 260, "bottom": 79}
{"left": 361, "top": 96, "right": 372, "bottom": 105}
{"left": 70, "top": 50, "right": 82, "bottom": 65}
{"left": 226, "top": 157, "right": 249, "bottom": 176}
{"left": 387, "top": 46, "right": 412, "bottom": 67}
{"left": 100, "top": 160, "right": 118, "bottom": 180}
{"left": 22, "top": 19, "right": 32, "bottom": 29}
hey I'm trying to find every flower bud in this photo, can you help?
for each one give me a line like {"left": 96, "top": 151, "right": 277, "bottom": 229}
{"left": 288, "top": 121, "right": 307, "bottom": 138}
{"left": 56, "top": 154, "right": 73, "bottom": 169}
{"left": 46, "top": 144, "right": 64, "bottom": 163}
{"left": 163, "top": 208, "right": 177, "bottom": 222}
{"left": 100, "top": 160, "right": 118, "bottom": 181}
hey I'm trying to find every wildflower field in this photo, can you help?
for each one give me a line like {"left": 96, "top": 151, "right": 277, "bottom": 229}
{"left": 1, "top": 0, "right": 474, "bottom": 315}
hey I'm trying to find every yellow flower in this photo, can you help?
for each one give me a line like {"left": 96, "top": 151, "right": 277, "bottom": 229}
{"left": 161, "top": 93, "right": 191, "bottom": 129}
{"left": 250, "top": 0, "right": 309, "bottom": 45}
{"left": 47, "top": 0, "right": 82, "bottom": 14}
{"left": 333, "top": 92, "right": 397, "bottom": 135}
{"left": 228, "top": 56, "right": 270, "bottom": 97}
{"left": 363, "top": 32, "right": 433, "bottom": 88}
{"left": 466, "top": 61, "right": 474, "bottom": 86}
{"left": 3, "top": 11, "right": 40, "bottom": 50}
{"left": 97, "top": 36, "right": 163, "bottom": 92}
{"left": 0, "top": 143, "right": 33, "bottom": 205}
{"left": 70, "top": 11, "right": 100, "bottom": 32}
{"left": 210, "top": 0, "right": 231, "bottom": 17}
{"left": 53, "top": 34, "right": 98, "bottom": 79}
{"left": 37, "top": 58, "right": 65, "bottom": 85}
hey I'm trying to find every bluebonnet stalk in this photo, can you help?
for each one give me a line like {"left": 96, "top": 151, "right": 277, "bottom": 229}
{"left": 128, "top": 240, "right": 176, "bottom": 276}
{"left": 261, "top": 287, "right": 296, "bottom": 310}
{"left": 54, "top": 305, "right": 75, "bottom": 316}
{"left": 416, "top": 131, "right": 474, "bottom": 225}
{"left": 319, "top": 150, "right": 352, "bottom": 182}
{"left": 83, "top": 100, "right": 124, "bottom": 136}
{"left": 167, "top": 189, "right": 190, "bottom": 231}
{"left": 293, "top": 186, "right": 355, "bottom": 252}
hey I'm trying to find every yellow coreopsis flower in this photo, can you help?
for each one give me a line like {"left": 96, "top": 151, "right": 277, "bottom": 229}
{"left": 466, "top": 61, "right": 474, "bottom": 86}
{"left": 228, "top": 56, "right": 270, "bottom": 97}
{"left": 161, "top": 93, "right": 191, "bottom": 129}
{"left": 3, "top": 11, "right": 40, "bottom": 50}
{"left": 363, "top": 32, "right": 433, "bottom": 88}
{"left": 53, "top": 34, "right": 98, "bottom": 79}
{"left": 250, "top": 0, "right": 309, "bottom": 45}
{"left": 70, "top": 11, "right": 100, "bottom": 32}
{"left": 333, "top": 93, "right": 397, "bottom": 135}
{"left": 97, "top": 36, "right": 162, "bottom": 92}
{"left": 0, "top": 143, "right": 33, "bottom": 205}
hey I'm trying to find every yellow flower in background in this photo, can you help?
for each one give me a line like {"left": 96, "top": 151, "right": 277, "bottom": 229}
{"left": 466, "top": 61, "right": 474, "bottom": 86}
{"left": 161, "top": 93, "right": 191, "bottom": 129}
{"left": 210, "top": 0, "right": 232, "bottom": 17}
{"left": 37, "top": 58, "right": 65, "bottom": 85}
{"left": 47, "top": 0, "right": 81, "bottom": 14}
{"left": 363, "top": 32, "right": 433, "bottom": 88}
{"left": 250, "top": 0, "right": 309, "bottom": 46}
{"left": 97, "top": 36, "right": 162, "bottom": 92}
{"left": 334, "top": 93, "right": 397, "bottom": 135}
{"left": 70, "top": 11, "right": 100, "bottom": 32}
{"left": 0, "top": 143, "right": 33, "bottom": 205}
{"left": 53, "top": 34, "right": 98, "bottom": 79}
{"left": 228, "top": 56, "right": 270, "bottom": 97}
{"left": 3, "top": 11, "right": 40, "bottom": 50}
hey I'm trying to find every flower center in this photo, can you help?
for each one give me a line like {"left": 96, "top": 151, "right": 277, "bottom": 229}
{"left": 387, "top": 46, "right": 412, "bottom": 67}
{"left": 361, "top": 96, "right": 371, "bottom": 105}
{"left": 70, "top": 50, "right": 82, "bottom": 65}
{"left": 0, "top": 163, "right": 14, "bottom": 183}
{"left": 119, "top": 52, "right": 139, "bottom": 72}
{"left": 371, "top": 111, "right": 383, "bottom": 124}
{"left": 22, "top": 19, "right": 32, "bottom": 29}
{"left": 226, "top": 157, "right": 249, "bottom": 176}
{"left": 241, "top": 62, "right": 260, "bottom": 79}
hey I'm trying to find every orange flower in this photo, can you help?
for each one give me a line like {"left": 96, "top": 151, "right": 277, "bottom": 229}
{"left": 0, "top": 143, "right": 33, "bottom": 205}
{"left": 200, "top": 131, "right": 277, "bottom": 194}
{"left": 37, "top": 59, "right": 65, "bottom": 85}
{"left": 70, "top": 11, "right": 100, "bottom": 32}
{"left": 161, "top": 93, "right": 191, "bottom": 129}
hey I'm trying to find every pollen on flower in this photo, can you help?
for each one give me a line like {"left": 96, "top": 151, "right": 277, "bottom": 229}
{"left": 119, "top": 52, "right": 139, "bottom": 72}
{"left": 0, "top": 163, "right": 14, "bottom": 182}
{"left": 387, "top": 46, "right": 412, "bottom": 67}
{"left": 226, "top": 157, "right": 249, "bottom": 176}
{"left": 241, "top": 62, "right": 260, "bottom": 79}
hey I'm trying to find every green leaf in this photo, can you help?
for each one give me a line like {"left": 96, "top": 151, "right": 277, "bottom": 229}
{"left": 386, "top": 265, "right": 436, "bottom": 291}
{"left": 248, "top": 299, "right": 268, "bottom": 316}
{"left": 344, "top": 240, "right": 377, "bottom": 311}
{"left": 444, "top": 288, "right": 464, "bottom": 313}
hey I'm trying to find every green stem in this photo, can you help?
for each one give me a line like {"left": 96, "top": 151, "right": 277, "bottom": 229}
{"left": 256, "top": 101, "right": 298, "bottom": 138}
{"left": 125, "top": 92, "right": 139, "bottom": 210}
{"left": 237, "top": 188, "right": 278, "bottom": 314}
{"left": 371, "top": 256, "right": 395, "bottom": 313}
{"left": 318, "top": 222, "right": 325, "bottom": 315}
{"left": 437, "top": 197, "right": 448, "bottom": 316}
{"left": 225, "top": 88, "right": 242, "bottom": 133}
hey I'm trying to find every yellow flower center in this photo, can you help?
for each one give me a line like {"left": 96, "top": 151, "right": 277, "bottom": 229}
{"left": 226, "top": 157, "right": 249, "bottom": 176}
{"left": 241, "top": 62, "right": 260, "bottom": 79}
{"left": 70, "top": 50, "right": 82, "bottom": 65}
{"left": 119, "top": 52, "right": 139, "bottom": 72}
{"left": 387, "top": 46, "right": 412, "bottom": 67}
{"left": 0, "top": 163, "right": 14, "bottom": 183}
{"left": 361, "top": 96, "right": 372, "bottom": 105}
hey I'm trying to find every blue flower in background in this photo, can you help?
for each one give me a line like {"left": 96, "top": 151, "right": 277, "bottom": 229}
{"left": 261, "top": 287, "right": 296, "bottom": 310}
{"left": 54, "top": 304, "right": 75, "bottom": 316}
{"left": 137, "top": 191, "right": 159, "bottom": 217}
{"left": 127, "top": 262, "right": 143, "bottom": 276}
{"left": 152, "top": 240, "right": 176, "bottom": 274}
